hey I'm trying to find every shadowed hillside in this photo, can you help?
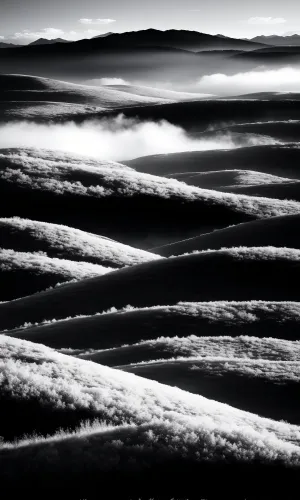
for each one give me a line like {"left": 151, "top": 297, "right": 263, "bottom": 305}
{"left": 125, "top": 144, "right": 300, "bottom": 179}
{"left": 1, "top": 148, "right": 298, "bottom": 248}
{"left": 1, "top": 247, "right": 300, "bottom": 330}
{"left": 1, "top": 335, "right": 300, "bottom": 497}
{"left": 153, "top": 214, "right": 300, "bottom": 256}
{"left": 5, "top": 301, "right": 300, "bottom": 350}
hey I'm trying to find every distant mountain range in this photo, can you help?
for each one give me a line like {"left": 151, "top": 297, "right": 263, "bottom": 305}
{"left": 92, "top": 32, "right": 114, "bottom": 39}
{"left": 248, "top": 34, "right": 300, "bottom": 46}
{"left": 3, "top": 30, "right": 300, "bottom": 52}
{"left": 78, "top": 29, "right": 265, "bottom": 52}
{"left": 28, "top": 38, "right": 71, "bottom": 46}
{"left": 0, "top": 42, "right": 22, "bottom": 49}
{"left": 0, "top": 29, "right": 265, "bottom": 53}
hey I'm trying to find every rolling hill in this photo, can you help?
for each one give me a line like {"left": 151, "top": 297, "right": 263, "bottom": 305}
{"left": 121, "top": 356, "right": 300, "bottom": 423}
{"left": 78, "top": 333, "right": 300, "bottom": 366}
{"left": 0, "top": 217, "right": 160, "bottom": 267}
{"left": 162, "top": 169, "right": 295, "bottom": 189}
{"left": 104, "top": 82, "right": 213, "bottom": 100}
{"left": 5, "top": 300, "right": 300, "bottom": 352}
{"left": 234, "top": 45, "right": 300, "bottom": 61}
{"left": 225, "top": 181, "right": 300, "bottom": 201}
{"left": 228, "top": 120, "right": 300, "bottom": 143}
{"left": 2, "top": 148, "right": 299, "bottom": 248}
{"left": 1, "top": 247, "right": 300, "bottom": 330}
{"left": 1, "top": 27, "right": 300, "bottom": 498}
{"left": 0, "top": 74, "right": 171, "bottom": 108}
{"left": 153, "top": 214, "right": 300, "bottom": 256}
{"left": 0, "top": 248, "right": 112, "bottom": 300}
{"left": 109, "top": 99, "right": 300, "bottom": 135}
{"left": 125, "top": 144, "right": 300, "bottom": 179}
{"left": 1, "top": 334, "right": 300, "bottom": 496}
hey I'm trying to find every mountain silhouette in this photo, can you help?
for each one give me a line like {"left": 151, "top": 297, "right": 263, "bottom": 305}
{"left": 29, "top": 38, "right": 70, "bottom": 46}
{"left": 0, "top": 42, "right": 21, "bottom": 49}
{"left": 249, "top": 34, "right": 300, "bottom": 46}
{"left": 92, "top": 32, "right": 114, "bottom": 39}
{"left": 1, "top": 29, "right": 266, "bottom": 55}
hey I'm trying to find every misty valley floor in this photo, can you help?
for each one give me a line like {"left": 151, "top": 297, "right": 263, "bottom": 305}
{"left": 1, "top": 71, "right": 300, "bottom": 498}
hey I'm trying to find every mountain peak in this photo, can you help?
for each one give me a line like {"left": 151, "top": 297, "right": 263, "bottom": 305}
{"left": 92, "top": 32, "right": 114, "bottom": 39}
{"left": 250, "top": 34, "right": 300, "bottom": 46}
{"left": 29, "top": 38, "right": 70, "bottom": 46}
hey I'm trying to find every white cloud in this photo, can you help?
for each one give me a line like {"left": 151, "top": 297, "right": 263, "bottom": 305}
{"left": 0, "top": 117, "right": 280, "bottom": 163}
{"left": 197, "top": 67, "right": 300, "bottom": 96}
{"left": 0, "top": 36, "right": 4, "bottom": 40}
{"left": 84, "top": 29, "right": 107, "bottom": 37}
{"left": 11, "top": 27, "right": 65, "bottom": 41}
{"left": 283, "top": 31, "right": 300, "bottom": 36}
{"left": 95, "top": 78, "right": 129, "bottom": 85}
{"left": 5, "top": 27, "right": 109, "bottom": 44}
{"left": 247, "top": 17, "right": 286, "bottom": 25}
{"left": 79, "top": 18, "right": 116, "bottom": 25}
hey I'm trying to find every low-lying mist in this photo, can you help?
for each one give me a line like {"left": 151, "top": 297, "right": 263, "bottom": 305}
{"left": 0, "top": 115, "right": 280, "bottom": 160}
{"left": 196, "top": 67, "right": 300, "bottom": 96}
{"left": 84, "top": 66, "right": 300, "bottom": 98}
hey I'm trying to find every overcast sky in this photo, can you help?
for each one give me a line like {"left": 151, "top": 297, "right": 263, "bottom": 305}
{"left": 1, "top": 0, "right": 300, "bottom": 44}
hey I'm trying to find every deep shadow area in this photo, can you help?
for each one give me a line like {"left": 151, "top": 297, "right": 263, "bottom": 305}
{"left": 102, "top": 99, "right": 300, "bottom": 134}
{"left": 8, "top": 302, "right": 300, "bottom": 350}
{"left": 0, "top": 269, "right": 73, "bottom": 301}
{"left": 1, "top": 449, "right": 299, "bottom": 499}
{"left": 125, "top": 144, "right": 300, "bottom": 179}
{"left": 0, "top": 395, "right": 96, "bottom": 441}
{"left": 0, "top": 177, "right": 253, "bottom": 249}
{"left": 153, "top": 215, "right": 300, "bottom": 256}
{"left": 1, "top": 251, "right": 300, "bottom": 330}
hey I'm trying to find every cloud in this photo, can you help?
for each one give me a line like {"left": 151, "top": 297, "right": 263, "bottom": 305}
{"left": 4, "top": 27, "right": 109, "bottom": 44}
{"left": 0, "top": 116, "right": 280, "bottom": 162}
{"left": 95, "top": 78, "right": 129, "bottom": 85}
{"left": 196, "top": 67, "right": 300, "bottom": 96}
{"left": 283, "top": 31, "right": 300, "bottom": 36}
{"left": 0, "top": 36, "right": 4, "bottom": 40}
{"left": 247, "top": 17, "right": 286, "bottom": 25}
{"left": 79, "top": 18, "right": 116, "bottom": 25}
{"left": 84, "top": 29, "right": 109, "bottom": 37}
{"left": 11, "top": 27, "right": 66, "bottom": 41}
